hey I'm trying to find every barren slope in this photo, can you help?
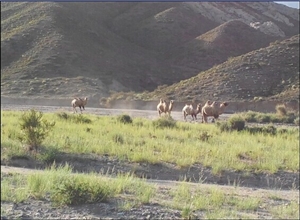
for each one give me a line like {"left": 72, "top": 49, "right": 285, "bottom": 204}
{"left": 134, "top": 34, "right": 299, "bottom": 102}
{"left": 1, "top": 2, "right": 299, "bottom": 101}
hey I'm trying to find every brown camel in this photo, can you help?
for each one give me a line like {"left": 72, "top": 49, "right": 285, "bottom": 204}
{"left": 182, "top": 103, "right": 202, "bottom": 121}
{"left": 201, "top": 100, "right": 228, "bottom": 123}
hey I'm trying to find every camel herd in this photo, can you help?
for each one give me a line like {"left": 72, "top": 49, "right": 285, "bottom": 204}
{"left": 71, "top": 97, "right": 229, "bottom": 123}
{"left": 157, "top": 99, "right": 229, "bottom": 123}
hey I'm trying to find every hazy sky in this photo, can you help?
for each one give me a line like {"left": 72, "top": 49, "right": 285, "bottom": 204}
{"left": 275, "top": 1, "right": 299, "bottom": 9}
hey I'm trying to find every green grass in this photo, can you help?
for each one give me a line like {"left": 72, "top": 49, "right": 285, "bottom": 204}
{"left": 269, "top": 201, "right": 299, "bottom": 219}
{"left": 1, "top": 165, "right": 298, "bottom": 219}
{"left": 168, "top": 183, "right": 265, "bottom": 219}
{"left": 236, "top": 110, "right": 298, "bottom": 125}
{"left": 1, "top": 164, "right": 156, "bottom": 207}
{"left": 1, "top": 110, "right": 299, "bottom": 174}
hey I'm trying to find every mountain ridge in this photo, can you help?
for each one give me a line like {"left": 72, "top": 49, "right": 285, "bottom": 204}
{"left": 1, "top": 2, "right": 299, "bottom": 102}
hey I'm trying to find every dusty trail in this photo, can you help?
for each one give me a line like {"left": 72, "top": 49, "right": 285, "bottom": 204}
{"left": 0, "top": 103, "right": 231, "bottom": 122}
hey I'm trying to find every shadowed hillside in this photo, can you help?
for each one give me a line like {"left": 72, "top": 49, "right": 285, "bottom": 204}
{"left": 114, "top": 34, "right": 299, "bottom": 102}
{"left": 1, "top": 2, "right": 299, "bottom": 101}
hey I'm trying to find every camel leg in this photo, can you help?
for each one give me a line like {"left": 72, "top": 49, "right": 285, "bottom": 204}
{"left": 204, "top": 116, "right": 208, "bottom": 123}
{"left": 202, "top": 114, "right": 208, "bottom": 123}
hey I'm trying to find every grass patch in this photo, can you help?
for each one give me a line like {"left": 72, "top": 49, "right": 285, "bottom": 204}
{"left": 116, "top": 114, "right": 133, "bottom": 124}
{"left": 237, "top": 110, "right": 298, "bottom": 124}
{"left": 269, "top": 201, "right": 299, "bottom": 219}
{"left": 56, "top": 112, "right": 92, "bottom": 124}
{"left": 1, "top": 110, "right": 299, "bottom": 174}
{"left": 152, "top": 115, "right": 177, "bottom": 129}
{"left": 1, "top": 164, "right": 156, "bottom": 207}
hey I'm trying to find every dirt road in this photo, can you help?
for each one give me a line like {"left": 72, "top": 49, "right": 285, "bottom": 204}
{"left": 1, "top": 103, "right": 231, "bottom": 122}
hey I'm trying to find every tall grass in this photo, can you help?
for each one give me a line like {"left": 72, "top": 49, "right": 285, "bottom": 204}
{"left": 1, "top": 164, "right": 156, "bottom": 207}
{"left": 1, "top": 110, "right": 299, "bottom": 174}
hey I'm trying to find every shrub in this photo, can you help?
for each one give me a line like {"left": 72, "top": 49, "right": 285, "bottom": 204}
{"left": 112, "top": 133, "right": 124, "bottom": 144}
{"left": 152, "top": 116, "right": 177, "bottom": 129}
{"left": 257, "top": 114, "right": 271, "bottom": 123}
{"left": 246, "top": 125, "right": 277, "bottom": 135}
{"left": 245, "top": 126, "right": 264, "bottom": 135}
{"left": 18, "top": 109, "right": 55, "bottom": 151}
{"left": 228, "top": 116, "right": 246, "bottom": 131}
{"left": 56, "top": 112, "right": 69, "bottom": 120}
{"left": 216, "top": 121, "right": 232, "bottom": 132}
{"left": 199, "top": 131, "right": 212, "bottom": 141}
{"left": 56, "top": 112, "right": 92, "bottom": 124}
{"left": 242, "top": 111, "right": 258, "bottom": 123}
{"left": 51, "top": 177, "right": 110, "bottom": 206}
{"left": 262, "top": 125, "right": 277, "bottom": 135}
{"left": 37, "top": 147, "right": 60, "bottom": 164}
{"left": 71, "top": 115, "right": 92, "bottom": 124}
{"left": 216, "top": 116, "right": 245, "bottom": 132}
{"left": 117, "top": 114, "right": 133, "bottom": 124}
{"left": 276, "top": 104, "right": 287, "bottom": 116}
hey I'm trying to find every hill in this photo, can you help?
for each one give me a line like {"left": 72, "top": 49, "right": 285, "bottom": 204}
{"left": 1, "top": 2, "right": 299, "bottom": 101}
{"left": 114, "top": 34, "right": 299, "bottom": 102}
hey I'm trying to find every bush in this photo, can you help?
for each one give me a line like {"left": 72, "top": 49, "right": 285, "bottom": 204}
{"left": 257, "top": 114, "right": 271, "bottom": 123}
{"left": 199, "top": 131, "right": 212, "bottom": 142}
{"left": 262, "top": 125, "right": 277, "bottom": 135}
{"left": 152, "top": 116, "right": 177, "bottom": 129}
{"left": 246, "top": 125, "right": 277, "bottom": 135}
{"left": 276, "top": 104, "right": 287, "bottom": 116}
{"left": 117, "top": 114, "right": 133, "bottom": 124}
{"left": 51, "top": 177, "right": 110, "bottom": 206}
{"left": 216, "top": 121, "right": 232, "bottom": 132}
{"left": 217, "top": 116, "right": 246, "bottom": 132}
{"left": 112, "top": 133, "right": 124, "bottom": 144}
{"left": 56, "top": 112, "right": 92, "bottom": 124}
{"left": 228, "top": 116, "right": 246, "bottom": 131}
{"left": 19, "top": 109, "right": 55, "bottom": 151}
{"left": 37, "top": 147, "right": 60, "bottom": 164}
{"left": 242, "top": 111, "right": 258, "bottom": 123}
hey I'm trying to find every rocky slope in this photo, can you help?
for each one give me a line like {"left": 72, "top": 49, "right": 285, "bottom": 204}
{"left": 1, "top": 2, "right": 299, "bottom": 101}
{"left": 124, "top": 34, "right": 299, "bottom": 102}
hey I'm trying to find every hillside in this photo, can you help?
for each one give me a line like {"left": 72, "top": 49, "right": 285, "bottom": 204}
{"left": 128, "top": 34, "right": 299, "bottom": 102}
{"left": 1, "top": 2, "right": 299, "bottom": 101}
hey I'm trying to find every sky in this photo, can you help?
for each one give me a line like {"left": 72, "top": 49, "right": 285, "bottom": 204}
{"left": 275, "top": 2, "right": 300, "bottom": 9}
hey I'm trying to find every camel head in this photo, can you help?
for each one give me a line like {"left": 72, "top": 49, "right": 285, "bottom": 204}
{"left": 168, "top": 100, "right": 174, "bottom": 111}
{"left": 197, "top": 103, "right": 202, "bottom": 113}
{"left": 218, "top": 102, "right": 229, "bottom": 115}
{"left": 196, "top": 103, "right": 202, "bottom": 111}
{"left": 221, "top": 102, "right": 228, "bottom": 107}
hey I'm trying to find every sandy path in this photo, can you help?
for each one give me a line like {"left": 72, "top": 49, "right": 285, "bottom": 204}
{"left": 1, "top": 103, "right": 231, "bottom": 122}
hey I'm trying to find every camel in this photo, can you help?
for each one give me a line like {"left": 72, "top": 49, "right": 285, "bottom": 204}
{"left": 201, "top": 100, "right": 228, "bottom": 123}
{"left": 157, "top": 99, "right": 174, "bottom": 117}
{"left": 182, "top": 103, "right": 202, "bottom": 121}
{"left": 72, "top": 97, "right": 88, "bottom": 113}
